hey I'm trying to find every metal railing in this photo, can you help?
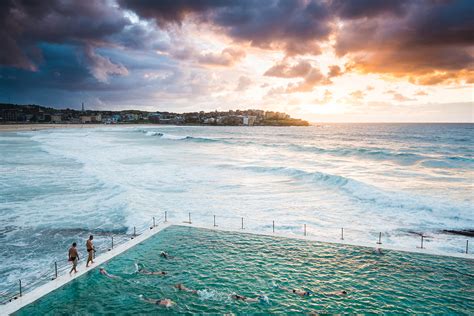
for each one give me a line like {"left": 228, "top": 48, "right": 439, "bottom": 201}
{"left": 167, "top": 211, "right": 471, "bottom": 256}
{"left": 0, "top": 216, "right": 164, "bottom": 305}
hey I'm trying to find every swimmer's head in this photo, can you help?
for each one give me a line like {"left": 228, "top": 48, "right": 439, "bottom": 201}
{"left": 258, "top": 295, "right": 269, "bottom": 304}
{"left": 341, "top": 290, "right": 347, "bottom": 295}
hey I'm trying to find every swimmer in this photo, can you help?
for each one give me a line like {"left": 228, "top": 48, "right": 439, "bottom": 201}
{"left": 137, "top": 264, "right": 167, "bottom": 275}
{"left": 280, "top": 286, "right": 313, "bottom": 297}
{"left": 231, "top": 294, "right": 268, "bottom": 303}
{"left": 325, "top": 290, "right": 348, "bottom": 296}
{"left": 139, "top": 295, "right": 174, "bottom": 308}
{"left": 174, "top": 283, "right": 198, "bottom": 294}
{"left": 160, "top": 251, "right": 171, "bottom": 259}
{"left": 99, "top": 268, "right": 119, "bottom": 279}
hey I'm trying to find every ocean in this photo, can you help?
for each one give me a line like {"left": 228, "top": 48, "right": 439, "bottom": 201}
{"left": 0, "top": 124, "right": 473, "bottom": 294}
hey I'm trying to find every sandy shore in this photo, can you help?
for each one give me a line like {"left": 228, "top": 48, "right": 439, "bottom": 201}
{"left": 0, "top": 124, "right": 116, "bottom": 132}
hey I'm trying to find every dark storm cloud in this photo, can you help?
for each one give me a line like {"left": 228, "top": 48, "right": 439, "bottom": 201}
{"left": 119, "top": 0, "right": 333, "bottom": 55}
{"left": 0, "top": 0, "right": 131, "bottom": 71}
{"left": 329, "top": 0, "right": 410, "bottom": 19}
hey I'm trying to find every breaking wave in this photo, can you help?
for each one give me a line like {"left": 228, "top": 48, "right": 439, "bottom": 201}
{"left": 220, "top": 164, "right": 471, "bottom": 220}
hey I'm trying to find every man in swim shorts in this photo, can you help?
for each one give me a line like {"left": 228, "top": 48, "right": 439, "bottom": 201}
{"left": 86, "top": 235, "right": 95, "bottom": 267}
{"left": 68, "top": 242, "right": 79, "bottom": 274}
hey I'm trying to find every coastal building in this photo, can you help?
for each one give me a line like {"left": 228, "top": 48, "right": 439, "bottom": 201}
{"left": 80, "top": 116, "right": 92, "bottom": 124}
{"left": 242, "top": 115, "right": 256, "bottom": 126}
{"left": 50, "top": 114, "right": 62, "bottom": 123}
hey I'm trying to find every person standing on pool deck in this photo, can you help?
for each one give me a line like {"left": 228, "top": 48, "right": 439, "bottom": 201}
{"left": 68, "top": 242, "right": 79, "bottom": 274}
{"left": 86, "top": 235, "right": 95, "bottom": 267}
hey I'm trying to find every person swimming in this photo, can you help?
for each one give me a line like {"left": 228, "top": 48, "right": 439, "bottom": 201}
{"left": 136, "top": 263, "right": 167, "bottom": 275}
{"left": 139, "top": 295, "right": 174, "bottom": 308}
{"left": 325, "top": 290, "right": 348, "bottom": 296}
{"left": 174, "top": 283, "right": 198, "bottom": 294}
{"left": 160, "top": 251, "right": 171, "bottom": 259}
{"left": 231, "top": 294, "right": 268, "bottom": 303}
{"left": 99, "top": 268, "right": 119, "bottom": 279}
{"left": 279, "top": 286, "right": 313, "bottom": 297}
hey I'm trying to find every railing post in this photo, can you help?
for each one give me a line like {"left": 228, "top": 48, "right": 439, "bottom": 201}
{"left": 165, "top": 211, "right": 168, "bottom": 223}
{"left": 420, "top": 235, "right": 424, "bottom": 249}
{"left": 466, "top": 240, "right": 469, "bottom": 254}
{"left": 272, "top": 220, "right": 275, "bottom": 233}
{"left": 213, "top": 215, "right": 217, "bottom": 227}
{"left": 341, "top": 228, "right": 344, "bottom": 240}
{"left": 55, "top": 262, "right": 58, "bottom": 279}
{"left": 133, "top": 226, "right": 136, "bottom": 238}
{"left": 19, "top": 280, "right": 22, "bottom": 297}
{"left": 153, "top": 216, "right": 156, "bottom": 228}
{"left": 189, "top": 212, "right": 192, "bottom": 224}
{"left": 376, "top": 232, "right": 382, "bottom": 245}
{"left": 241, "top": 217, "right": 244, "bottom": 230}
{"left": 304, "top": 224, "right": 307, "bottom": 236}
{"left": 111, "top": 236, "right": 114, "bottom": 249}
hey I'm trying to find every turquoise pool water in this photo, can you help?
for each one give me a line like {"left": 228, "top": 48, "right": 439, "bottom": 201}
{"left": 16, "top": 226, "right": 474, "bottom": 314}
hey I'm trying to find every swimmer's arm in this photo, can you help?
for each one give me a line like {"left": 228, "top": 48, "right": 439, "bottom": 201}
{"left": 140, "top": 297, "right": 156, "bottom": 304}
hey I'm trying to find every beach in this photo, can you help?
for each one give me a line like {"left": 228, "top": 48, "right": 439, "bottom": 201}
{"left": 0, "top": 124, "right": 105, "bottom": 132}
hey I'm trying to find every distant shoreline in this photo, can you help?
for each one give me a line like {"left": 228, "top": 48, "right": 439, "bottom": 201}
{"left": 0, "top": 123, "right": 109, "bottom": 132}
{"left": 0, "top": 123, "right": 313, "bottom": 132}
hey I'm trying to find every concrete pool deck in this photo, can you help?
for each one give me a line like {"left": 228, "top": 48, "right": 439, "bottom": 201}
{"left": 2, "top": 220, "right": 472, "bottom": 315}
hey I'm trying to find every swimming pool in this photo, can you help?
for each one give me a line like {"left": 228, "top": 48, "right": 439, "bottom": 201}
{"left": 15, "top": 225, "right": 474, "bottom": 314}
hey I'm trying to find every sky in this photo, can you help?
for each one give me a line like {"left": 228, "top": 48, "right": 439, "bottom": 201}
{"left": 0, "top": 0, "right": 472, "bottom": 122}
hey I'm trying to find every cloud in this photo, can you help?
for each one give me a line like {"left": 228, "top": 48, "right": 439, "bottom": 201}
{"left": 328, "top": 65, "right": 343, "bottom": 78}
{"left": 314, "top": 90, "right": 332, "bottom": 104}
{"left": 236, "top": 76, "right": 252, "bottom": 91}
{"left": 286, "top": 68, "right": 326, "bottom": 92}
{"left": 335, "top": 0, "right": 474, "bottom": 84}
{"left": 119, "top": 0, "right": 333, "bottom": 56}
{"left": 264, "top": 59, "right": 329, "bottom": 92}
{"left": 84, "top": 46, "right": 129, "bottom": 83}
{"left": 350, "top": 90, "right": 365, "bottom": 100}
{"left": 330, "top": 0, "right": 410, "bottom": 19}
{"left": 264, "top": 60, "right": 312, "bottom": 78}
{"left": 0, "top": 0, "right": 131, "bottom": 70}
{"left": 385, "top": 90, "right": 414, "bottom": 102}
{"left": 197, "top": 47, "right": 246, "bottom": 67}
{"left": 414, "top": 90, "right": 428, "bottom": 96}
